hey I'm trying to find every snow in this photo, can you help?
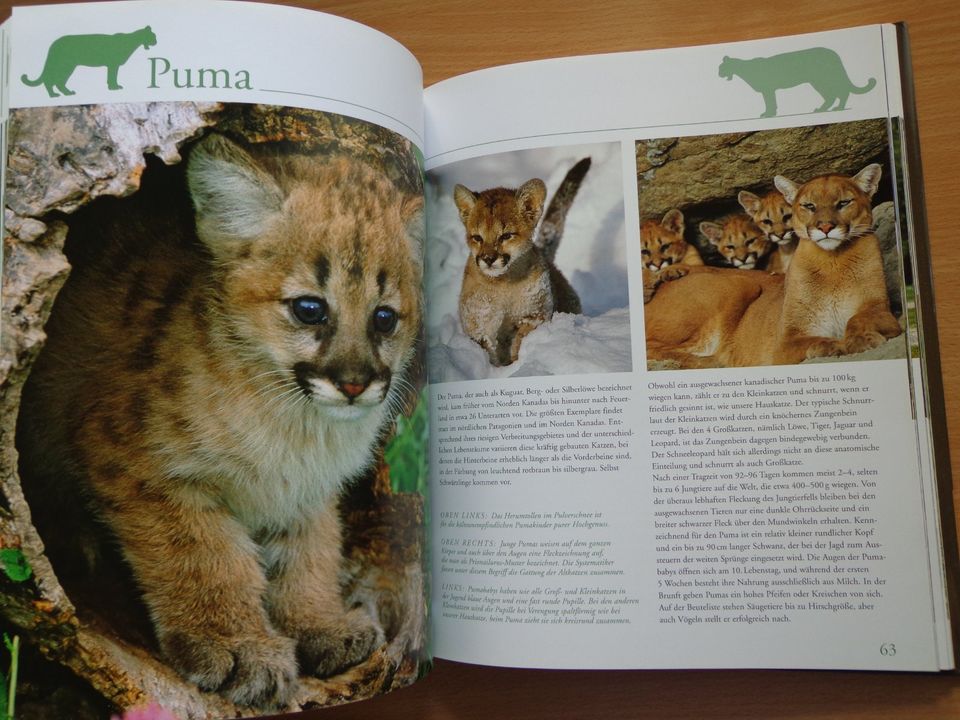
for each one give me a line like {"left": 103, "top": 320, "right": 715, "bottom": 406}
{"left": 429, "top": 307, "right": 633, "bottom": 383}
{"left": 425, "top": 142, "right": 632, "bottom": 382}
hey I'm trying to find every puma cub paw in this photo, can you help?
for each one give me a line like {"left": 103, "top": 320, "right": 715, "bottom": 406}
{"left": 805, "top": 338, "right": 846, "bottom": 359}
{"left": 296, "top": 607, "right": 385, "bottom": 677}
{"left": 162, "top": 631, "right": 298, "bottom": 709}
{"left": 660, "top": 265, "right": 689, "bottom": 283}
{"left": 642, "top": 265, "right": 688, "bottom": 304}
{"left": 843, "top": 331, "right": 887, "bottom": 355}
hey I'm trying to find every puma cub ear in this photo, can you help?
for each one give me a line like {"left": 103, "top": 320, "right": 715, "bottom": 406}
{"left": 852, "top": 163, "right": 882, "bottom": 197}
{"left": 662, "top": 208, "right": 685, "bottom": 235}
{"left": 187, "top": 133, "right": 285, "bottom": 256}
{"left": 699, "top": 221, "right": 723, "bottom": 246}
{"left": 400, "top": 194, "right": 425, "bottom": 263}
{"left": 773, "top": 175, "right": 800, "bottom": 205}
{"left": 737, "top": 190, "right": 761, "bottom": 215}
{"left": 453, "top": 184, "right": 477, "bottom": 225}
{"left": 516, "top": 179, "right": 547, "bottom": 225}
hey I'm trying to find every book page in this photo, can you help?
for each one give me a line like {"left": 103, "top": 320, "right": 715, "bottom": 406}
{"left": 0, "top": 2, "right": 428, "bottom": 718}
{"left": 423, "top": 24, "right": 954, "bottom": 672}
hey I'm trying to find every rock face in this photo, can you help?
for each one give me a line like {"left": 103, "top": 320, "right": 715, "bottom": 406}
{"left": 1, "top": 103, "right": 427, "bottom": 718}
{"left": 635, "top": 120, "right": 893, "bottom": 269}
{"left": 635, "top": 120, "right": 890, "bottom": 223}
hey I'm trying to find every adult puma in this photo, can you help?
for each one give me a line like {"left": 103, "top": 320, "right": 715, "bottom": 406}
{"left": 645, "top": 164, "right": 901, "bottom": 368}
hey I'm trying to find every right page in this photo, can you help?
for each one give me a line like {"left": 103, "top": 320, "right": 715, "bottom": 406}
{"left": 423, "top": 24, "right": 957, "bottom": 672}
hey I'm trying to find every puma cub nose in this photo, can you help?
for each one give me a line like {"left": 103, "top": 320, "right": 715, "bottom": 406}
{"left": 479, "top": 254, "right": 498, "bottom": 267}
{"left": 337, "top": 381, "right": 368, "bottom": 400}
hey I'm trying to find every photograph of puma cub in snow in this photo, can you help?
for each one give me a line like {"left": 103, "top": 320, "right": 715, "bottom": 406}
{"left": 17, "top": 130, "right": 424, "bottom": 709}
{"left": 454, "top": 158, "right": 589, "bottom": 366}
{"left": 645, "top": 163, "right": 903, "bottom": 368}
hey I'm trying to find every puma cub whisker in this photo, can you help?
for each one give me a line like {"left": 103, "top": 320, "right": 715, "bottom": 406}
{"left": 17, "top": 133, "right": 424, "bottom": 708}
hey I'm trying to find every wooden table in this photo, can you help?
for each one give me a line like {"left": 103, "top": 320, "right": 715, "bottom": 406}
{"left": 3, "top": 0, "right": 960, "bottom": 718}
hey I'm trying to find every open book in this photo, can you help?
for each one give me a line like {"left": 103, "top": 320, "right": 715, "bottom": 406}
{"left": 0, "top": 2, "right": 955, "bottom": 719}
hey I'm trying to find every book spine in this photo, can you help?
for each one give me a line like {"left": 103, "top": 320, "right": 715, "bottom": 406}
{"left": 895, "top": 21, "right": 960, "bottom": 670}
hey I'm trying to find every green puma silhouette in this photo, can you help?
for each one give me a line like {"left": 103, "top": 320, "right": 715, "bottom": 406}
{"left": 719, "top": 47, "right": 876, "bottom": 118}
{"left": 21, "top": 26, "right": 157, "bottom": 98}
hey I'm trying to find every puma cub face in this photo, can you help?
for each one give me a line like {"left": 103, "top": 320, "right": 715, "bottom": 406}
{"left": 738, "top": 189, "right": 796, "bottom": 273}
{"left": 700, "top": 214, "right": 772, "bottom": 270}
{"left": 737, "top": 189, "right": 795, "bottom": 245}
{"left": 454, "top": 179, "right": 545, "bottom": 278}
{"left": 186, "top": 136, "right": 424, "bottom": 428}
{"left": 199, "top": 156, "right": 424, "bottom": 421}
{"left": 18, "top": 133, "right": 424, "bottom": 708}
{"left": 640, "top": 209, "right": 702, "bottom": 270}
{"left": 775, "top": 163, "right": 880, "bottom": 251}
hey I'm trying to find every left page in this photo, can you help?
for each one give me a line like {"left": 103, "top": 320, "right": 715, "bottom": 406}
{"left": 0, "top": 2, "right": 429, "bottom": 719}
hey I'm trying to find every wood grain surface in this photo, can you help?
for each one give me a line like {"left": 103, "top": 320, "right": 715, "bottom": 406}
{"left": 2, "top": 1, "right": 959, "bottom": 718}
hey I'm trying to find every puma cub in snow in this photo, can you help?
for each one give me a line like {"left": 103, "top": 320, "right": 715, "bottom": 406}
{"left": 454, "top": 158, "right": 588, "bottom": 366}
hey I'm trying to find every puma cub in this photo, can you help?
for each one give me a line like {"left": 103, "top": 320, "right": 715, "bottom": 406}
{"left": 699, "top": 214, "right": 773, "bottom": 270}
{"left": 645, "top": 164, "right": 901, "bottom": 367}
{"left": 18, "top": 134, "right": 424, "bottom": 707}
{"left": 640, "top": 208, "right": 700, "bottom": 303}
{"left": 640, "top": 209, "right": 703, "bottom": 271}
{"left": 737, "top": 189, "right": 797, "bottom": 273}
{"left": 454, "top": 159, "right": 587, "bottom": 366}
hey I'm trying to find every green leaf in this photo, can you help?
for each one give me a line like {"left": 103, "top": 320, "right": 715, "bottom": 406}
{"left": 0, "top": 548, "right": 32, "bottom": 583}
{"left": 385, "top": 389, "right": 429, "bottom": 495}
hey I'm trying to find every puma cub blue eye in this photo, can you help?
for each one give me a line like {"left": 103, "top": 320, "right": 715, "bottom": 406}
{"left": 373, "top": 306, "right": 398, "bottom": 333}
{"left": 291, "top": 296, "right": 329, "bottom": 325}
